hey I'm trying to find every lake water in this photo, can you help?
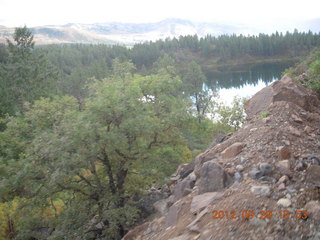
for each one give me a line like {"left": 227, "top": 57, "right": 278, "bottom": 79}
{"left": 205, "top": 61, "right": 296, "bottom": 105}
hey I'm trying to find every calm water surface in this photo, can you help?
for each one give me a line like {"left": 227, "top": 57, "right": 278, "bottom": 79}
{"left": 204, "top": 61, "right": 296, "bottom": 104}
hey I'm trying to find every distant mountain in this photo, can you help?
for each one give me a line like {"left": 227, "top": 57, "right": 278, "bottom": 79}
{"left": 0, "top": 18, "right": 319, "bottom": 45}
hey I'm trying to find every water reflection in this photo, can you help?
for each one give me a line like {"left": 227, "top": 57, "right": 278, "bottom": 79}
{"left": 205, "top": 61, "right": 296, "bottom": 90}
{"left": 204, "top": 61, "right": 296, "bottom": 105}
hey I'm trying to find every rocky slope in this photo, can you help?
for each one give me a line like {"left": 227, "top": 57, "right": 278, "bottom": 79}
{"left": 123, "top": 75, "right": 320, "bottom": 240}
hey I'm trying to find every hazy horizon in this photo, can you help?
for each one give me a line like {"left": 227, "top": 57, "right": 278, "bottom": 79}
{"left": 0, "top": 0, "right": 319, "bottom": 28}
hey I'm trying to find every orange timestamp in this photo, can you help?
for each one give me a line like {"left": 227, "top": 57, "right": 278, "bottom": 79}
{"left": 211, "top": 210, "right": 308, "bottom": 220}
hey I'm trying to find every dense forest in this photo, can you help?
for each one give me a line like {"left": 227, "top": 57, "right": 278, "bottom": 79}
{"left": 0, "top": 26, "right": 320, "bottom": 239}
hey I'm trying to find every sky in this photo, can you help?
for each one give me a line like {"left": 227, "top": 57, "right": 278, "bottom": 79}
{"left": 0, "top": 0, "right": 319, "bottom": 27}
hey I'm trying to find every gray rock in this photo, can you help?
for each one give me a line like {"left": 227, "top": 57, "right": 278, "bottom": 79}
{"left": 196, "top": 160, "right": 233, "bottom": 194}
{"left": 240, "top": 157, "right": 248, "bottom": 163}
{"left": 153, "top": 199, "right": 169, "bottom": 215}
{"left": 259, "top": 176, "right": 277, "bottom": 183}
{"left": 172, "top": 172, "right": 196, "bottom": 201}
{"left": 190, "top": 192, "right": 223, "bottom": 214}
{"left": 259, "top": 162, "right": 273, "bottom": 175}
{"left": 236, "top": 164, "right": 244, "bottom": 172}
{"left": 249, "top": 169, "right": 264, "bottom": 179}
{"left": 235, "top": 172, "right": 242, "bottom": 181}
{"left": 251, "top": 185, "right": 271, "bottom": 197}
{"left": 295, "top": 160, "right": 307, "bottom": 171}
{"left": 165, "top": 201, "right": 183, "bottom": 227}
{"left": 307, "top": 155, "right": 320, "bottom": 166}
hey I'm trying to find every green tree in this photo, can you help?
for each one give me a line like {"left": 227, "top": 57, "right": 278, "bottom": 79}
{"left": 182, "top": 61, "right": 216, "bottom": 122}
{"left": 214, "top": 97, "right": 246, "bottom": 132}
{"left": 0, "top": 26, "right": 58, "bottom": 116}
{"left": 0, "top": 63, "right": 189, "bottom": 239}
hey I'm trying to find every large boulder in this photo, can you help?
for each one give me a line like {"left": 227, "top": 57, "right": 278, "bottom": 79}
{"left": 221, "top": 142, "right": 246, "bottom": 159}
{"left": 245, "top": 75, "right": 320, "bottom": 120}
{"left": 171, "top": 172, "right": 196, "bottom": 201}
{"left": 196, "top": 160, "right": 233, "bottom": 194}
{"left": 165, "top": 201, "right": 184, "bottom": 228}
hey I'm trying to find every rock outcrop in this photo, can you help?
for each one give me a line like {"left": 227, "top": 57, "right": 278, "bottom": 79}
{"left": 123, "top": 76, "right": 320, "bottom": 240}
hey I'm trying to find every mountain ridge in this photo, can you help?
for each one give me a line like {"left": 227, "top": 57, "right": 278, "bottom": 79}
{"left": 0, "top": 18, "right": 319, "bottom": 45}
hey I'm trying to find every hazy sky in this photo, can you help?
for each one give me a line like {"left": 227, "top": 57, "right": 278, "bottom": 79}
{"left": 0, "top": 0, "right": 319, "bottom": 27}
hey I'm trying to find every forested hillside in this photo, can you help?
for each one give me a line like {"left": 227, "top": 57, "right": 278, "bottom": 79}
{"left": 2, "top": 28, "right": 318, "bottom": 116}
{"left": 0, "top": 26, "right": 320, "bottom": 239}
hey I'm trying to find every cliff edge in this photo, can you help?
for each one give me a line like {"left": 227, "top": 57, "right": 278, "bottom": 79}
{"left": 123, "top": 75, "right": 320, "bottom": 240}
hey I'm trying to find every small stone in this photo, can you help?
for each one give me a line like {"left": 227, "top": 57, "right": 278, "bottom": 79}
{"left": 259, "top": 162, "right": 273, "bottom": 175}
{"left": 221, "top": 142, "right": 246, "bottom": 159}
{"left": 304, "top": 125, "right": 313, "bottom": 134}
{"left": 234, "top": 172, "right": 242, "bottom": 181}
{"left": 251, "top": 185, "right": 271, "bottom": 197}
{"left": 282, "top": 140, "right": 290, "bottom": 146}
{"left": 292, "top": 114, "right": 303, "bottom": 123}
{"left": 276, "top": 160, "right": 291, "bottom": 171}
{"left": 278, "top": 183, "right": 286, "bottom": 191}
{"left": 295, "top": 161, "right": 307, "bottom": 171}
{"left": 278, "top": 175, "right": 289, "bottom": 184}
{"left": 289, "top": 126, "right": 301, "bottom": 137}
{"left": 277, "top": 146, "right": 291, "bottom": 160}
{"left": 249, "top": 169, "right": 264, "bottom": 179}
{"left": 240, "top": 157, "right": 248, "bottom": 163}
{"left": 277, "top": 198, "right": 291, "bottom": 207}
{"left": 226, "top": 167, "right": 236, "bottom": 176}
{"left": 308, "top": 155, "right": 320, "bottom": 165}
{"left": 262, "top": 117, "right": 270, "bottom": 123}
{"left": 236, "top": 165, "right": 244, "bottom": 172}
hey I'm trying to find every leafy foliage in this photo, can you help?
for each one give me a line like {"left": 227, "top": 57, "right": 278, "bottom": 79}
{"left": 213, "top": 97, "right": 246, "bottom": 132}
{"left": 0, "top": 60, "right": 190, "bottom": 239}
{"left": 286, "top": 47, "right": 320, "bottom": 93}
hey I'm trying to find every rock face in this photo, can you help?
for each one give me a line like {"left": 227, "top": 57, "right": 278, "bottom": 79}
{"left": 122, "top": 76, "right": 320, "bottom": 240}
